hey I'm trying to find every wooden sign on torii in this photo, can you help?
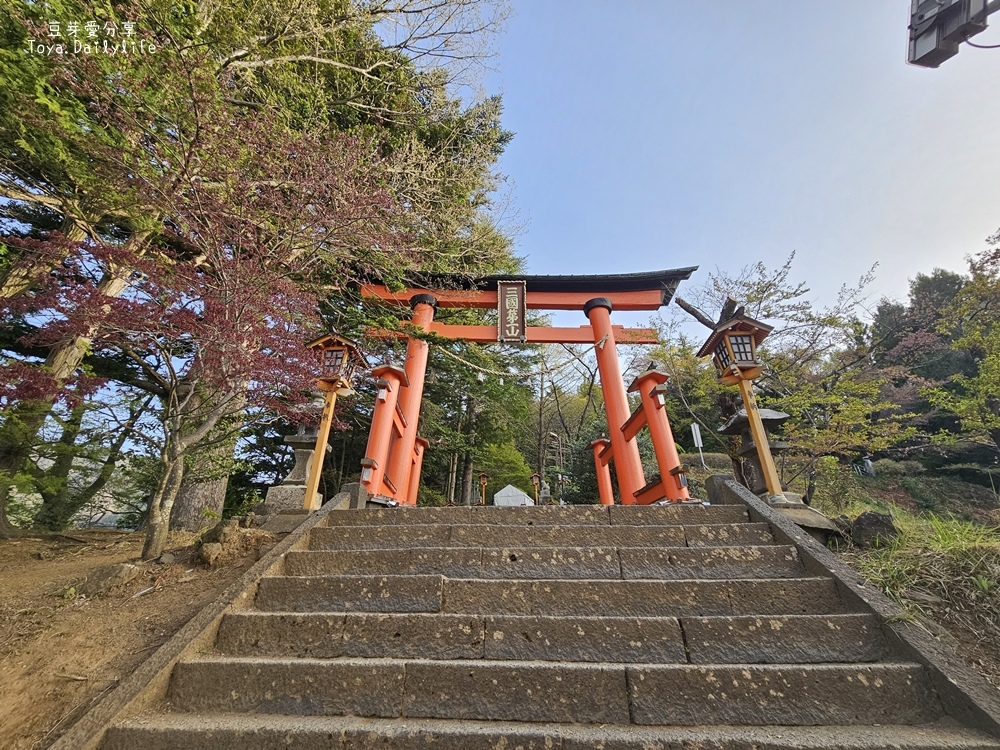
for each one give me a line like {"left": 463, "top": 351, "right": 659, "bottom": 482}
{"left": 355, "top": 268, "right": 697, "bottom": 507}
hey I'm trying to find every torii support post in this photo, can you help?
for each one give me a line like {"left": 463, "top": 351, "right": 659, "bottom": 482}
{"left": 589, "top": 438, "right": 615, "bottom": 506}
{"left": 628, "top": 370, "right": 690, "bottom": 502}
{"left": 407, "top": 437, "right": 429, "bottom": 506}
{"left": 360, "top": 365, "right": 408, "bottom": 498}
{"left": 585, "top": 298, "right": 646, "bottom": 503}
{"left": 386, "top": 295, "right": 437, "bottom": 504}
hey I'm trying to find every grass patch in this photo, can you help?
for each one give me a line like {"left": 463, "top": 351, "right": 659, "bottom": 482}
{"left": 846, "top": 508, "right": 1000, "bottom": 641}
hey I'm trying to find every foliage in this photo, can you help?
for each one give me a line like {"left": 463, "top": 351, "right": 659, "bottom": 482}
{"left": 0, "top": 0, "right": 516, "bottom": 537}
{"left": 671, "top": 253, "right": 913, "bottom": 484}
{"left": 850, "top": 511, "right": 1000, "bottom": 645}
{"left": 925, "top": 236, "right": 1000, "bottom": 454}
{"left": 650, "top": 334, "right": 727, "bottom": 454}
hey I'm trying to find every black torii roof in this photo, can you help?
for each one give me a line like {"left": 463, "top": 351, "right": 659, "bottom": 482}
{"left": 396, "top": 267, "right": 699, "bottom": 306}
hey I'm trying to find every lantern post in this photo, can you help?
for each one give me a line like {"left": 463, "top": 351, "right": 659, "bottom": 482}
{"left": 303, "top": 334, "right": 364, "bottom": 511}
{"left": 530, "top": 472, "right": 540, "bottom": 505}
{"left": 479, "top": 472, "right": 489, "bottom": 505}
{"left": 695, "top": 313, "right": 789, "bottom": 504}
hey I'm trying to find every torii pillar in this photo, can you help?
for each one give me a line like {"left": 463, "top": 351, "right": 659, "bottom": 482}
{"left": 360, "top": 365, "right": 408, "bottom": 497}
{"left": 385, "top": 294, "right": 436, "bottom": 505}
{"left": 584, "top": 298, "right": 646, "bottom": 503}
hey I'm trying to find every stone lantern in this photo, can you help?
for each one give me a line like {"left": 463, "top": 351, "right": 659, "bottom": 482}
{"left": 718, "top": 408, "right": 791, "bottom": 497}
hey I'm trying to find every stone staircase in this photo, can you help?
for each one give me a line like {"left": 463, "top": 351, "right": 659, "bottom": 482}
{"left": 97, "top": 499, "right": 1000, "bottom": 749}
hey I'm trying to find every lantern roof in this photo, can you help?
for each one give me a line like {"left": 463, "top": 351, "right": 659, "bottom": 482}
{"left": 695, "top": 314, "right": 774, "bottom": 359}
{"left": 306, "top": 333, "right": 366, "bottom": 362}
{"left": 718, "top": 408, "right": 791, "bottom": 435}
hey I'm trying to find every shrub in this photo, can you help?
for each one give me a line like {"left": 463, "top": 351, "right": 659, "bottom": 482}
{"left": 872, "top": 459, "right": 904, "bottom": 475}
{"left": 418, "top": 486, "right": 447, "bottom": 507}
{"left": 698, "top": 453, "right": 733, "bottom": 471}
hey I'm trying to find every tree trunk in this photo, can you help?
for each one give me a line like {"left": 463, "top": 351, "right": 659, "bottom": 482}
{"left": 169, "top": 388, "right": 244, "bottom": 531}
{"left": 446, "top": 453, "right": 458, "bottom": 504}
{"left": 143, "top": 457, "right": 185, "bottom": 560}
{"left": 170, "top": 474, "right": 229, "bottom": 531}
{"left": 32, "top": 404, "right": 85, "bottom": 531}
{"left": 460, "top": 449, "right": 475, "bottom": 506}
{"left": 0, "top": 481, "right": 18, "bottom": 538}
{"left": 459, "top": 395, "right": 477, "bottom": 506}
{"left": 0, "top": 400, "right": 54, "bottom": 537}
{"left": 0, "top": 218, "right": 89, "bottom": 300}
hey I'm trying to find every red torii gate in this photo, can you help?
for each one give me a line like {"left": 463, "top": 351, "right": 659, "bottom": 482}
{"left": 357, "top": 268, "right": 697, "bottom": 506}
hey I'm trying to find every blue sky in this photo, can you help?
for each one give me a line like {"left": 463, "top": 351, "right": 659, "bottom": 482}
{"left": 481, "top": 1, "right": 1000, "bottom": 320}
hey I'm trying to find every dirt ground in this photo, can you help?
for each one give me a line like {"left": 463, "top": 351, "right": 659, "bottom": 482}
{"left": 0, "top": 530, "right": 259, "bottom": 750}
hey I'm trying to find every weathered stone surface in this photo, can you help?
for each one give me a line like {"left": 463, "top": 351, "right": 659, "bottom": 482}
{"left": 53, "top": 473, "right": 1000, "bottom": 750}
{"left": 620, "top": 545, "right": 802, "bottom": 580}
{"left": 255, "top": 575, "right": 443, "bottom": 613}
{"left": 481, "top": 547, "right": 620, "bottom": 579}
{"left": 402, "top": 661, "right": 629, "bottom": 724}
{"left": 310, "top": 525, "right": 451, "bottom": 550}
{"left": 259, "top": 511, "right": 310, "bottom": 533}
{"left": 170, "top": 658, "right": 404, "bottom": 717}
{"left": 484, "top": 615, "right": 685, "bottom": 663}
{"left": 284, "top": 548, "right": 482, "bottom": 577}
{"left": 103, "top": 714, "right": 1000, "bottom": 750}
{"left": 442, "top": 579, "right": 534, "bottom": 615}
{"left": 323, "top": 507, "right": 464, "bottom": 526}
{"left": 726, "top": 578, "right": 844, "bottom": 615}
{"left": 343, "top": 614, "right": 484, "bottom": 659}
{"left": 156, "top": 552, "right": 176, "bottom": 565}
{"left": 530, "top": 580, "right": 734, "bottom": 617}
{"left": 852, "top": 511, "right": 899, "bottom": 548}
{"left": 468, "top": 505, "right": 611, "bottom": 526}
{"left": 442, "top": 579, "right": 739, "bottom": 617}
{"left": 684, "top": 522, "right": 774, "bottom": 547}
{"left": 319, "top": 505, "right": 614, "bottom": 528}
{"left": 627, "top": 663, "right": 942, "bottom": 726}
{"left": 78, "top": 562, "right": 139, "bottom": 597}
{"left": 532, "top": 525, "right": 687, "bottom": 548}
{"left": 198, "top": 542, "right": 223, "bottom": 567}
{"left": 216, "top": 613, "right": 346, "bottom": 658}
{"left": 447, "top": 525, "right": 540, "bottom": 547}
{"left": 609, "top": 505, "right": 748, "bottom": 526}
{"left": 202, "top": 518, "right": 239, "bottom": 545}
{"left": 683, "top": 613, "right": 888, "bottom": 664}
{"left": 261, "top": 484, "right": 312, "bottom": 512}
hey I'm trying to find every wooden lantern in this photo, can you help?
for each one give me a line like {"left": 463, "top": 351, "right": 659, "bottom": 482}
{"left": 307, "top": 333, "right": 365, "bottom": 393}
{"left": 302, "top": 333, "right": 365, "bottom": 511}
{"left": 695, "top": 315, "right": 773, "bottom": 385}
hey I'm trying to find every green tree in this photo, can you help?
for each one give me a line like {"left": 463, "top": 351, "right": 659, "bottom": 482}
{"left": 672, "top": 253, "right": 914, "bottom": 489}
{"left": 1, "top": 0, "right": 515, "bottom": 534}
{"left": 926, "top": 231, "right": 1000, "bottom": 454}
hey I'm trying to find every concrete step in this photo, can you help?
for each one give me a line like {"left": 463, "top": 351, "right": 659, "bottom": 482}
{"left": 216, "top": 612, "right": 883, "bottom": 664}
{"left": 103, "top": 715, "right": 1000, "bottom": 750}
{"left": 254, "top": 574, "right": 845, "bottom": 616}
{"left": 283, "top": 544, "right": 803, "bottom": 579}
{"left": 319, "top": 504, "right": 750, "bottom": 527}
{"left": 166, "top": 657, "right": 942, "bottom": 726}
{"left": 307, "top": 522, "right": 774, "bottom": 550}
